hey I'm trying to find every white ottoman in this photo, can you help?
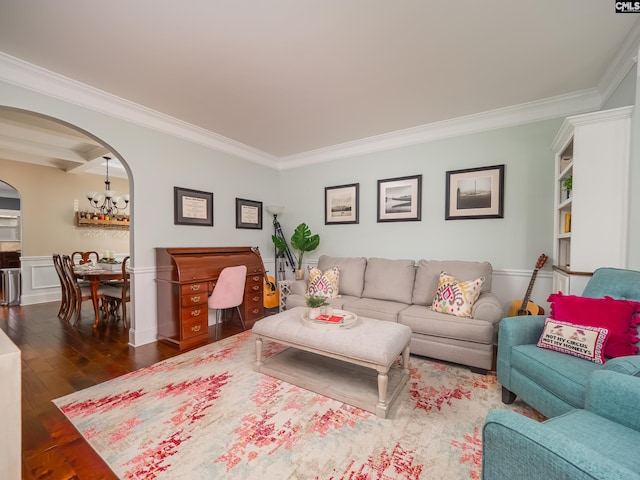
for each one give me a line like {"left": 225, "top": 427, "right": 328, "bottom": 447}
{"left": 253, "top": 307, "right": 411, "bottom": 418}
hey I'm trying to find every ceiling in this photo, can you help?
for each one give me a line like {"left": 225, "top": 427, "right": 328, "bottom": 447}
{"left": 0, "top": 1, "right": 638, "bottom": 172}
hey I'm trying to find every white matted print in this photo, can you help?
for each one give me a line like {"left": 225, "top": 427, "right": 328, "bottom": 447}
{"left": 377, "top": 175, "right": 422, "bottom": 222}
{"left": 445, "top": 165, "right": 504, "bottom": 220}
{"left": 325, "top": 183, "right": 359, "bottom": 224}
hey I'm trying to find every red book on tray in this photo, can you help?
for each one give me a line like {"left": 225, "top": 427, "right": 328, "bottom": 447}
{"left": 314, "top": 314, "right": 344, "bottom": 323}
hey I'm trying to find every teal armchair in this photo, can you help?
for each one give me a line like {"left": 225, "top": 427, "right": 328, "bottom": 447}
{"left": 482, "top": 370, "right": 640, "bottom": 480}
{"left": 497, "top": 267, "right": 640, "bottom": 418}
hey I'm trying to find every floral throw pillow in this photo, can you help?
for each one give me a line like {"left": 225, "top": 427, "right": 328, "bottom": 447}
{"left": 307, "top": 267, "right": 340, "bottom": 298}
{"left": 431, "top": 271, "right": 485, "bottom": 318}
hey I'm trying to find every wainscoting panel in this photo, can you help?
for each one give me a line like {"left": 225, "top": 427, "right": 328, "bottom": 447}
{"left": 19, "top": 256, "right": 60, "bottom": 306}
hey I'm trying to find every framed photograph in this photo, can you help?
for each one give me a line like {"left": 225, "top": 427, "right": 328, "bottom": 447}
{"left": 445, "top": 164, "right": 504, "bottom": 220}
{"left": 325, "top": 183, "right": 359, "bottom": 224}
{"left": 377, "top": 174, "right": 422, "bottom": 222}
{"left": 235, "top": 198, "right": 263, "bottom": 229}
{"left": 173, "top": 187, "right": 214, "bottom": 226}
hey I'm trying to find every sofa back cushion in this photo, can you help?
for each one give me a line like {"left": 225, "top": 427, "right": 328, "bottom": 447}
{"left": 361, "top": 258, "right": 416, "bottom": 304}
{"left": 413, "top": 260, "right": 493, "bottom": 306}
{"left": 317, "top": 255, "right": 367, "bottom": 297}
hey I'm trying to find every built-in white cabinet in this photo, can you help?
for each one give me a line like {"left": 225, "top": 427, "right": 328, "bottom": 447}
{"left": 551, "top": 106, "right": 632, "bottom": 294}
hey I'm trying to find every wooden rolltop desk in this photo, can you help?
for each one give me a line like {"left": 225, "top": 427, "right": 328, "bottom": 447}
{"left": 156, "top": 246, "right": 266, "bottom": 350}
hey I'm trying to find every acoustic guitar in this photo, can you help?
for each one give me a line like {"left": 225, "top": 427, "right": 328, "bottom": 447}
{"left": 253, "top": 247, "right": 280, "bottom": 309}
{"left": 263, "top": 275, "right": 280, "bottom": 309}
{"left": 508, "top": 254, "right": 548, "bottom": 317}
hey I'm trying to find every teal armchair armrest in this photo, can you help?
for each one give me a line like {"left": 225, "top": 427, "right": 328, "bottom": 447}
{"left": 482, "top": 409, "right": 640, "bottom": 480}
{"left": 496, "top": 315, "right": 545, "bottom": 391}
{"left": 586, "top": 370, "right": 640, "bottom": 431}
{"left": 602, "top": 355, "right": 640, "bottom": 376}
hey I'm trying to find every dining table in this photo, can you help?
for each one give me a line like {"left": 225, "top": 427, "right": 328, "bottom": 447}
{"left": 74, "top": 264, "right": 129, "bottom": 328}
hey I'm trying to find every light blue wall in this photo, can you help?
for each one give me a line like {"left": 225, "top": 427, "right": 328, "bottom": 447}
{"left": 278, "top": 120, "right": 563, "bottom": 270}
{"left": 603, "top": 63, "right": 636, "bottom": 110}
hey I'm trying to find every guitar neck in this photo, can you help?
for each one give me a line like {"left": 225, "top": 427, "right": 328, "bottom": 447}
{"left": 520, "top": 270, "right": 539, "bottom": 309}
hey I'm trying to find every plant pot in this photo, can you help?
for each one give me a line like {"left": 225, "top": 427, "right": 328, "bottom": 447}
{"left": 295, "top": 269, "right": 305, "bottom": 280}
{"left": 566, "top": 189, "right": 571, "bottom": 199}
{"left": 308, "top": 307, "right": 321, "bottom": 319}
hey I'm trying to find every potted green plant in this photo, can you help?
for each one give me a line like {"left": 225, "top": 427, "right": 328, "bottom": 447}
{"left": 272, "top": 222, "right": 320, "bottom": 280}
{"left": 563, "top": 175, "right": 572, "bottom": 199}
{"left": 305, "top": 294, "right": 328, "bottom": 319}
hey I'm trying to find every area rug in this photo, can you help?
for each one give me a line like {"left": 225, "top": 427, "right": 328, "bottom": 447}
{"left": 53, "top": 330, "right": 542, "bottom": 479}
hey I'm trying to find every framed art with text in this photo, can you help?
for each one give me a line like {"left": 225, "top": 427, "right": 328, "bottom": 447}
{"left": 174, "top": 187, "right": 214, "bottom": 226}
{"left": 377, "top": 174, "right": 422, "bottom": 222}
{"left": 325, "top": 183, "right": 359, "bottom": 224}
{"left": 445, "top": 164, "right": 504, "bottom": 220}
{"left": 235, "top": 198, "right": 263, "bottom": 229}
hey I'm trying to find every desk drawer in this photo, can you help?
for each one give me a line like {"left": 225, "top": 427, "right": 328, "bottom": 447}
{"left": 180, "top": 305, "right": 207, "bottom": 323}
{"left": 180, "top": 282, "right": 208, "bottom": 295}
{"left": 181, "top": 292, "right": 207, "bottom": 306}
{"left": 181, "top": 315, "right": 208, "bottom": 340}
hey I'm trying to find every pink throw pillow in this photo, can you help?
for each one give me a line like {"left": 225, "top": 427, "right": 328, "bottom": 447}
{"left": 547, "top": 293, "right": 640, "bottom": 358}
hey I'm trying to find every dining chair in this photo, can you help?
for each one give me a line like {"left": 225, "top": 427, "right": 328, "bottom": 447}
{"left": 101, "top": 256, "right": 130, "bottom": 328}
{"left": 208, "top": 265, "right": 247, "bottom": 340}
{"left": 61, "top": 254, "right": 105, "bottom": 326}
{"left": 71, "top": 251, "right": 99, "bottom": 265}
{"left": 52, "top": 253, "right": 71, "bottom": 320}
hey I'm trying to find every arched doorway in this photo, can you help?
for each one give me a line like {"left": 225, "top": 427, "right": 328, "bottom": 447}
{"left": 0, "top": 107, "right": 134, "bottom": 325}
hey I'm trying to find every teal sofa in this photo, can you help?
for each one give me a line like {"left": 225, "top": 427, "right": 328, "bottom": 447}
{"left": 497, "top": 267, "right": 640, "bottom": 418}
{"left": 482, "top": 370, "right": 640, "bottom": 480}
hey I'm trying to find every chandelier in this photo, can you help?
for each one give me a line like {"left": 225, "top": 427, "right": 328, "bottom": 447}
{"left": 84, "top": 156, "right": 129, "bottom": 215}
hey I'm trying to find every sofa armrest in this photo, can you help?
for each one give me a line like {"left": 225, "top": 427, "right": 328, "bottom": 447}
{"left": 288, "top": 279, "right": 308, "bottom": 296}
{"left": 586, "top": 371, "right": 640, "bottom": 432}
{"left": 482, "top": 409, "right": 640, "bottom": 480}
{"left": 471, "top": 292, "right": 503, "bottom": 324}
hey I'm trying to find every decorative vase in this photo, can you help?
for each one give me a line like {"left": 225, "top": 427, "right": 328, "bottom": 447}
{"left": 295, "top": 269, "right": 305, "bottom": 280}
{"left": 566, "top": 189, "right": 571, "bottom": 199}
{"left": 308, "top": 307, "right": 321, "bottom": 319}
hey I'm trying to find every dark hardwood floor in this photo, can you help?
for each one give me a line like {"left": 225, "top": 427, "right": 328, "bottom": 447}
{"left": 0, "top": 300, "right": 251, "bottom": 479}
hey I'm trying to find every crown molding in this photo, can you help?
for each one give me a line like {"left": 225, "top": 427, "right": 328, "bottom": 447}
{"left": 1, "top": 31, "right": 637, "bottom": 172}
{"left": 598, "top": 18, "right": 640, "bottom": 104}
{"left": 277, "top": 88, "right": 602, "bottom": 169}
{"left": 0, "top": 52, "right": 278, "bottom": 168}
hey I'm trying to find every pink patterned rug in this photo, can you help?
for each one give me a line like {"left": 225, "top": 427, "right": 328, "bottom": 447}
{"left": 53, "top": 330, "right": 541, "bottom": 479}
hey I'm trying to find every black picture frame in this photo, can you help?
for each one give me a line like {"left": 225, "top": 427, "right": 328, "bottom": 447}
{"left": 445, "top": 164, "right": 505, "bottom": 220}
{"left": 377, "top": 174, "right": 422, "bottom": 222}
{"left": 325, "top": 183, "right": 359, "bottom": 225}
{"left": 235, "top": 198, "right": 263, "bottom": 229}
{"left": 173, "top": 187, "right": 214, "bottom": 226}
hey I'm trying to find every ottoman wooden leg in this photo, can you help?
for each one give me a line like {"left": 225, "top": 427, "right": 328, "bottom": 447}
{"left": 376, "top": 367, "right": 390, "bottom": 417}
{"left": 401, "top": 344, "right": 410, "bottom": 374}
{"left": 254, "top": 337, "right": 263, "bottom": 371}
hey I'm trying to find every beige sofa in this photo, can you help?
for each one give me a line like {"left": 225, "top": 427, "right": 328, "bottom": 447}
{"left": 280, "top": 255, "right": 504, "bottom": 372}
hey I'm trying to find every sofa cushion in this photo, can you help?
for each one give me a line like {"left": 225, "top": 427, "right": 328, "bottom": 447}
{"left": 361, "top": 258, "right": 415, "bottom": 304}
{"left": 548, "top": 293, "right": 640, "bottom": 358}
{"left": 536, "top": 318, "right": 608, "bottom": 364}
{"left": 285, "top": 293, "right": 360, "bottom": 310}
{"left": 431, "top": 271, "right": 485, "bottom": 318}
{"left": 306, "top": 267, "right": 340, "bottom": 298}
{"left": 399, "top": 304, "right": 495, "bottom": 344}
{"left": 317, "top": 255, "right": 367, "bottom": 297}
{"left": 412, "top": 260, "right": 493, "bottom": 306}
{"left": 342, "top": 298, "right": 409, "bottom": 323}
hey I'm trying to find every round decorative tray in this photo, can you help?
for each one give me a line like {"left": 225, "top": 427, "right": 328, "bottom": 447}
{"left": 300, "top": 309, "right": 358, "bottom": 330}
